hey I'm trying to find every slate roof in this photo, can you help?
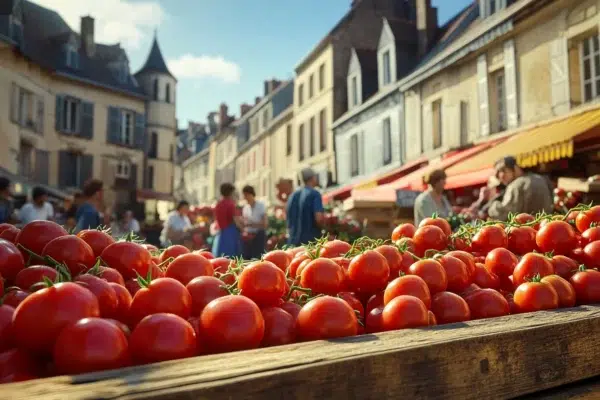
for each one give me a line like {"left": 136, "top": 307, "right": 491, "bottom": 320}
{"left": 135, "top": 35, "right": 176, "bottom": 80}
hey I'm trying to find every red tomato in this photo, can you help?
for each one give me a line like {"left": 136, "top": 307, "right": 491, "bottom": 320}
{"left": 419, "top": 217, "right": 452, "bottom": 236}
{"left": 576, "top": 206, "right": 600, "bottom": 233}
{"left": 484, "top": 248, "right": 518, "bottom": 278}
{"left": 108, "top": 282, "right": 132, "bottom": 322}
{"left": 584, "top": 241, "right": 600, "bottom": 268}
{"left": 459, "top": 283, "right": 481, "bottom": 298}
{"left": 14, "top": 265, "right": 57, "bottom": 291}
{"left": 365, "top": 292, "right": 384, "bottom": 314}
{"left": 571, "top": 247, "right": 587, "bottom": 265}
{"left": 159, "top": 245, "right": 190, "bottom": 264}
{"left": 186, "top": 276, "right": 228, "bottom": 316}
{"left": 0, "top": 305, "right": 15, "bottom": 351}
{"left": 412, "top": 225, "right": 447, "bottom": 257}
{"left": 98, "top": 267, "right": 125, "bottom": 286}
{"left": 347, "top": 250, "right": 390, "bottom": 295}
{"left": 142, "top": 244, "right": 159, "bottom": 253}
{"left": 2, "top": 289, "right": 29, "bottom": 308}
{"left": 53, "top": 318, "right": 130, "bottom": 374}
{"left": 338, "top": 292, "right": 365, "bottom": 319}
{"left": 471, "top": 226, "right": 507, "bottom": 254}
{"left": 374, "top": 245, "right": 404, "bottom": 280}
{"left": 536, "top": 221, "right": 577, "bottom": 256}
{"left": 75, "top": 274, "right": 118, "bottom": 318}
{"left": 332, "top": 256, "right": 351, "bottom": 271}
{"left": 125, "top": 279, "right": 141, "bottom": 297}
{"left": 194, "top": 250, "right": 214, "bottom": 260}
{"left": 260, "top": 307, "right": 296, "bottom": 347}
{"left": 446, "top": 250, "right": 476, "bottom": 279}
{"left": 464, "top": 289, "right": 510, "bottom": 319}
{"left": 238, "top": 260, "right": 287, "bottom": 306}
{"left": 129, "top": 277, "right": 192, "bottom": 326}
{"left": 100, "top": 242, "right": 153, "bottom": 280}
{"left": 396, "top": 237, "right": 416, "bottom": 253}
{"left": 263, "top": 250, "right": 291, "bottom": 272}
{"left": 581, "top": 227, "right": 600, "bottom": 246}
{"left": 320, "top": 239, "right": 351, "bottom": 258}
{"left": 569, "top": 267, "right": 600, "bottom": 305}
{"left": 0, "top": 349, "right": 42, "bottom": 383}
{"left": 12, "top": 282, "right": 100, "bottom": 355}
{"left": 0, "top": 226, "right": 19, "bottom": 244}
{"left": 165, "top": 253, "right": 214, "bottom": 286}
{"left": 200, "top": 295, "right": 265, "bottom": 353}
{"left": 0, "top": 224, "right": 12, "bottom": 235}
{"left": 280, "top": 302, "right": 301, "bottom": 320}
{"left": 437, "top": 254, "right": 470, "bottom": 293}
{"left": 104, "top": 318, "right": 131, "bottom": 337}
{"left": 0, "top": 239, "right": 25, "bottom": 282}
{"left": 450, "top": 236, "right": 471, "bottom": 252}
{"left": 42, "top": 236, "right": 95, "bottom": 276}
{"left": 296, "top": 296, "right": 357, "bottom": 340}
{"left": 512, "top": 253, "right": 555, "bottom": 286}
{"left": 381, "top": 295, "right": 429, "bottom": 330}
{"left": 408, "top": 259, "right": 448, "bottom": 294}
{"left": 15, "top": 221, "right": 68, "bottom": 258}
{"left": 514, "top": 213, "right": 535, "bottom": 225}
{"left": 551, "top": 255, "right": 579, "bottom": 280}
{"left": 541, "top": 275, "right": 576, "bottom": 308}
{"left": 288, "top": 253, "right": 310, "bottom": 278}
{"left": 210, "top": 257, "right": 232, "bottom": 274}
{"left": 76, "top": 230, "right": 115, "bottom": 258}
{"left": 0, "top": 272, "right": 2, "bottom": 298}
{"left": 300, "top": 258, "right": 345, "bottom": 296}
{"left": 428, "top": 310, "right": 437, "bottom": 326}
{"left": 365, "top": 306, "right": 384, "bottom": 333}
{"left": 507, "top": 226, "right": 537, "bottom": 255}
{"left": 130, "top": 313, "right": 197, "bottom": 364}
{"left": 513, "top": 280, "right": 559, "bottom": 312}
{"left": 431, "top": 292, "right": 471, "bottom": 324}
{"left": 392, "top": 223, "right": 416, "bottom": 241}
{"left": 384, "top": 275, "right": 431, "bottom": 308}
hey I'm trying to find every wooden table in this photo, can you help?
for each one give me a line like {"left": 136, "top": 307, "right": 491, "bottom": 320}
{"left": 4, "top": 305, "right": 600, "bottom": 400}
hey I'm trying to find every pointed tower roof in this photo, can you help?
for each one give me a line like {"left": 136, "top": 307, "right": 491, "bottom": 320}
{"left": 135, "top": 33, "right": 176, "bottom": 80}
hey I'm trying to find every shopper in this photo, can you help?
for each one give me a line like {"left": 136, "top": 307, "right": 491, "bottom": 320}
{"left": 0, "top": 177, "right": 15, "bottom": 224}
{"left": 18, "top": 187, "right": 54, "bottom": 225}
{"left": 75, "top": 180, "right": 104, "bottom": 232}
{"left": 122, "top": 210, "right": 141, "bottom": 234}
{"left": 160, "top": 200, "right": 193, "bottom": 247}
{"left": 286, "top": 168, "right": 324, "bottom": 246}
{"left": 241, "top": 185, "right": 267, "bottom": 259}
{"left": 212, "top": 183, "right": 242, "bottom": 257}
{"left": 413, "top": 169, "right": 453, "bottom": 226}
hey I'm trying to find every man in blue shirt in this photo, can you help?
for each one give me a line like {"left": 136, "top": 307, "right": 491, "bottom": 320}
{"left": 75, "top": 179, "right": 103, "bottom": 232}
{"left": 0, "top": 177, "right": 14, "bottom": 224}
{"left": 286, "top": 168, "right": 324, "bottom": 246}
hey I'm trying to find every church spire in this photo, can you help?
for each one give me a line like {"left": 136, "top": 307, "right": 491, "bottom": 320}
{"left": 135, "top": 33, "right": 175, "bottom": 80}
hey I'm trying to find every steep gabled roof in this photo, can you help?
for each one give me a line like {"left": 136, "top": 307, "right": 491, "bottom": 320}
{"left": 135, "top": 34, "right": 176, "bottom": 80}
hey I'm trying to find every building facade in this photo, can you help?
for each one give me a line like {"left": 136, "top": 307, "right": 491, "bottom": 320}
{"left": 214, "top": 104, "right": 237, "bottom": 196}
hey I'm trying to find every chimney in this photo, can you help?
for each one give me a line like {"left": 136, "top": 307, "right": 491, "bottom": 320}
{"left": 218, "top": 103, "right": 228, "bottom": 130}
{"left": 416, "top": 0, "right": 438, "bottom": 58}
{"left": 255, "top": 96, "right": 261, "bottom": 105}
{"left": 80, "top": 16, "right": 96, "bottom": 57}
{"left": 240, "top": 103, "right": 252, "bottom": 116}
{"left": 263, "top": 81, "right": 270, "bottom": 97}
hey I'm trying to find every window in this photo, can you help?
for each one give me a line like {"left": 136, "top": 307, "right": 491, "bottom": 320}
{"left": 460, "top": 101, "right": 469, "bottom": 146}
{"left": 116, "top": 160, "right": 131, "bottom": 179}
{"left": 251, "top": 118, "right": 259, "bottom": 136}
{"left": 251, "top": 150, "right": 256, "bottom": 172}
{"left": 432, "top": 99, "right": 442, "bottom": 149}
{"left": 62, "top": 97, "right": 80, "bottom": 133}
{"left": 382, "top": 50, "right": 391, "bottom": 85}
{"left": 319, "top": 109, "right": 327, "bottom": 152}
{"left": 63, "top": 152, "right": 83, "bottom": 188}
{"left": 153, "top": 79, "right": 159, "bottom": 101}
{"left": 262, "top": 140, "right": 268, "bottom": 166}
{"left": 146, "top": 165, "right": 154, "bottom": 189}
{"left": 66, "top": 45, "right": 79, "bottom": 69}
{"left": 18, "top": 141, "right": 33, "bottom": 178}
{"left": 351, "top": 76, "right": 358, "bottom": 107}
{"left": 121, "top": 111, "right": 134, "bottom": 145}
{"left": 309, "top": 74, "right": 314, "bottom": 98}
{"left": 148, "top": 132, "right": 158, "bottom": 158}
{"left": 350, "top": 134, "right": 359, "bottom": 177}
{"left": 11, "top": 85, "right": 43, "bottom": 133}
{"left": 170, "top": 144, "right": 174, "bottom": 161}
{"left": 165, "top": 83, "right": 171, "bottom": 103}
{"left": 319, "top": 63, "right": 325, "bottom": 91}
{"left": 262, "top": 108, "right": 269, "bottom": 128}
{"left": 382, "top": 118, "right": 392, "bottom": 165}
{"left": 309, "top": 116, "right": 315, "bottom": 157}
{"left": 489, "top": 0, "right": 496, "bottom": 15}
{"left": 286, "top": 124, "right": 292, "bottom": 155}
{"left": 299, "top": 124, "right": 305, "bottom": 161}
{"left": 581, "top": 35, "right": 600, "bottom": 102}
{"left": 495, "top": 71, "right": 507, "bottom": 131}
{"left": 298, "top": 84, "right": 304, "bottom": 107}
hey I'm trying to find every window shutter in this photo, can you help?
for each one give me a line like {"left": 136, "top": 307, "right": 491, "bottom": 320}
{"left": 134, "top": 113, "right": 146, "bottom": 148}
{"left": 479, "top": 0, "right": 488, "bottom": 18}
{"left": 550, "top": 37, "right": 570, "bottom": 115}
{"left": 477, "top": 54, "right": 490, "bottom": 136}
{"left": 422, "top": 102, "right": 433, "bottom": 153}
{"left": 36, "top": 96, "right": 44, "bottom": 134}
{"left": 107, "top": 107, "right": 122, "bottom": 144}
{"left": 79, "top": 101, "right": 94, "bottom": 139}
{"left": 397, "top": 99, "right": 405, "bottom": 164}
{"left": 58, "top": 150, "right": 71, "bottom": 188}
{"left": 130, "top": 163, "right": 138, "bottom": 189}
{"left": 10, "top": 83, "right": 19, "bottom": 122}
{"left": 34, "top": 149, "right": 49, "bottom": 184}
{"left": 335, "top": 135, "right": 351, "bottom": 184}
{"left": 55, "top": 95, "right": 64, "bottom": 132}
{"left": 358, "top": 131, "right": 366, "bottom": 177}
{"left": 503, "top": 40, "right": 519, "bottom": 129}
{"left": 80, "top": 154, "right": 93, "bottom": 186}
{"left": 497, "top": 0, "right": 507, "bottom": 10}
{"left": 370, "top": 121, "right": 384, "bottom": 173}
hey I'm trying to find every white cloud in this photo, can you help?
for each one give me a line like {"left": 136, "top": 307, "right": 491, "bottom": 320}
{"left": 30, "top": 0, "right": 166, "bottom": 50}
{"left": 167, "top": 54, "right": 241, "bottom": 84}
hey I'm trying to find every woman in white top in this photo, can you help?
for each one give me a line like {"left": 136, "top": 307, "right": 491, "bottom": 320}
{"left": 19, "top": 187, "right": 54, "bottom": 225}
{"left": 413, "top": 169, "right": 453, "bottom": 226}
{"left": 241, "top": 185, "right": 267, "bottom": 259}
{"left": 160, "top": 200, "right": 193, "bottom": 248}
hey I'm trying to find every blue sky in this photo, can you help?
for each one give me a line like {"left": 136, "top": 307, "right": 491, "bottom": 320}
{"left": 33, "top": 0, "right": 473, "bottom": 128}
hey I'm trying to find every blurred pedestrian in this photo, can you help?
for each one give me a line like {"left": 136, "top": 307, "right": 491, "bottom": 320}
{"left": 413, "top": 169, "right": 452, "bottom": 226}
{"left": 19, "top": 186, "right": 54, "bottom": 225}
{"left": 212, "top": 183, "right": 242, "bottom": 257}
{"left": 241, "top": 185, "right": 267, "bottom": 259}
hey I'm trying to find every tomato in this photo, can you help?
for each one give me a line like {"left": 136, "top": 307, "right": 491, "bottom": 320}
{"left": 142, "top": 244, "right": 159, "bottom": 253}
{"left": 438, "top": 254, "right": 470, "bottom": 293}
{"left": 2, "top": 289, "right": 29, "bottom": 308}
{"left": 431, "top": 292, "right": 471, "bottom": 324}
{"left": 365, "top": 292, "right": 384, "bottom": 314}
{"left": 0, "top": 305, "right": 14, "bottom": 351}
{"left": 41, "top": 236, "right": 95, "bottom": 277}
{"left": 428, "top": 310, "right": 437, "bottom": 326}
{"left": 210, "top": 257, "right": 232, "bottom": 274}
{"left": 514, "top": 213, "right": 535, "bottom": 225}
{"left": 412, "top": 225, "right": 447, "bottom": 257}
{"left": 238, "top": 260, "right": 287, "bottom": 306}
{"left": 159, "top": 245, "right": 190, "bottom": 264}
{"left": 581, "top": 227, "right": 600, "bottom": 246}
{"left": 484, "top": 248, "right": 518, "bottom": 278}
{"left": 332, "top": 256, "right": 351, "bottom": 271}
{"left": 130, "top": 313, "right": 197, "bottom": 364}
{"left": 100, "top": 242, "right": 153, "bottom": 280}
{"left": 584, "top": 241, "right": 600, "bottom": 268}
{"left": 513, "top": 280, "right": 559, "bottom": 312}
{"left": 53, "top": 318, "right": 130, "bottom": 374}
{"left": 0, "top": 349, "right": 42, "bottom": 383}
{"left": 0, "top": 226, "right": 19, "bottom": 243}
{"left": 392, "top": 223, "right": 416, "bottom": 241}
{"left": 260, "top": 307, "right": 296, "bottom": 347}
{"left": 541, "top": 275, "right": 576, "bottom": 308}
{"left": 0, "top": 224, "right": 12, "bottom": 235}
{"left": 565, "top": 210, "right": 580, "bottom": 226}
{"left": 263, "top": 250, "right": 291, "bottom": 272}
{"left": 576, "top": 206, "right": 600, "bottom": 233}
{"left": 571, "top": 247, "right": 587, "bottom": 265}
{"left": 471, "top": 226, "right": 507, "bottom": 254}
{"left": 569, "top": 267, "right": 600, "bottom": 305}
{"left": 507, "top": 226, "right": 537, "bottom": 255}
{"left": 200, "top": 295, "right": 264, "bottom": 353}
{"left": 15, "top": 221, "right": 68, "bottom": 259}
{"left": 280, "top": 301, "right": 301, "bottom": 320}
{"left": 77, "top": 230, "right": 115, "bottom": 258}
{"left": 14, "top": 265, "right": 57, "bottom": 291}
{"left": 408, "top": 259, "right": 447, "bottom": 294}
{"left": 288, "top": 253, "right": 310, "bottom": 278}
{"left": 446, "top": 250, "right": 476, "bottom": 279}
{"left": 0, "top": 239, "right": 25, "bottom": 282}
{"left": 164, "top": 253, "right": 214, "bottom": 286}
{"left": 12, "top": 282, "right": 100, "bottom": 355}
{"left": 194, "top": 250, "right": 214, "bottom": 260}
{"left": 536, "top": 221, "right": 577, "bottom": 256}
{"left": 104, "top": 318, "right": 131, "bottom": 337}
{"left": 129, "top": 277, "right": 192, "bottom": 326}
{"left": 365, "top": 306, "right": 384, "bottom": 333}
{"left": 98, "top": 266, "right": 125, "bottom": 286}
{"left": 75, "top": 274, "right": 118, "bottom": 318}
{"left": 384, "top": 275, "right": 431, "bottom": 308}
{"left": 296, "top": 296, "right": 357, "bottom": 340}
{"left": 186, "top": 276, "right": 228, "bottom": 316}
{"left": 512, "top": 253, "right": 555, "bottom": 286}
{"left": 381, "top": 295, "right": 429, "bottom": 330}
{"left": 419, "top": 217, "right": 452, "bottom": 236}
{"left": 347, "top": 250, "right": 390, "bottom": 295}
{"left": 459, "top": 283, "right": 481, "bottom": 298}
{"left": 125, "top": 279, "right": 141, "bottom": 297}
{"left": 320, "top": 239, "right": 351, "bottom": 258}
{"left": 551, "top": 255, "right": 579, "bottom": 280}
{"left": 0, "top": 272, "right": 3, "bottom": 298}
{"left": 464, "top": 289, "right": 510, "bottom": 319}
{"left": 338, "top": 292, "right": 365, "bottom": 319}
{"left": 108, "top": 282, "right": 132, "bottom": 322}
{"left": 300, "top": 258, "right": 345, "bottom": 296}
{"left": 395, "top": 237, "right": 416, "bottom": 253}
{"left": 374, "top": 245, "right": 404, "bottom": 280}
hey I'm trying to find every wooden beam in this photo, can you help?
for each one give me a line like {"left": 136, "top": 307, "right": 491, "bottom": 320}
{"left": 5, "top": 305, "right": 600, "bottom": 400}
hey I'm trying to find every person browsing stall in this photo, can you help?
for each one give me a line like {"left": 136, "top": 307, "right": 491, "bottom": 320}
{"left": 18, "top": 187, "right": 54, "bottom": 225}
{"left": 75, "top": 180, "right": 104, "bottom": 232}
{"left": 286, "top": 168, "right": 324, "bottom": 246}
{"left": 0, "top": 177, "right": 15, "bottom": 224}
{"left": 212, "top": 183, "right": 242, "bottom": 257}
{"left": 241, "top": 185, "right": 267, "bottom": 259}
{"left": 160, "top": 200, "right": 193, "bottom": 247}
{"left": 413, "top": 169, "right": 453, "bottom": 226}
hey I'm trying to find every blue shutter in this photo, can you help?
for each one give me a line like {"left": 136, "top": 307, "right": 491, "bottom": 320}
{"left": 34, "top": 149, "right": 49, "bottom": 185}
{"left": 55, "top": 95, "right": 64, "bottom": 132}
{"left": 80, "top": 101, "right": 94, "bottom": 139}
{"left": 130, "top": 163, "right": 138, "bottom": 188}
{"left": 107, "top": 107, "right": 121, "bottom": 144}
{"left": 80, "top": 154, "right": 93, "bottom": 187}
{"left": 58, "top": 150, "right": 71, "bottom": 188}
{"left": 134, "top": 113, "right": 146, "bottom": 148}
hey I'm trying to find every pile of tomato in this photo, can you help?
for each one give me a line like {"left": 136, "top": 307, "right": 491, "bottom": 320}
{"left": 2, "top": 205, "right": 600, "bottom": 383}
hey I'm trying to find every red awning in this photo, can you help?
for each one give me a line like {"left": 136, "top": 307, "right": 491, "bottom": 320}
{"left": 444, "top": 167, "right": 495, "bottom": 190}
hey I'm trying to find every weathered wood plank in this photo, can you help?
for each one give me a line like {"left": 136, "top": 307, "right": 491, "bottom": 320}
{"left": 516, "top": 376, "right": 600, "bottom": 399}
{"left": 4, "top": 306, "right": 600, "bottom": 400}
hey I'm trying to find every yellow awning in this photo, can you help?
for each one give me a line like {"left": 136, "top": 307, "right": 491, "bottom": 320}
{"left": 354, "top": 181, "right": 378, "bottom": 191}
{"left": 446, "top": 107, "right": 600, "bottom": 175}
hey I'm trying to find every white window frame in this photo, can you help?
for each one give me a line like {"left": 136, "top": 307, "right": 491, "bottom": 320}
{"left": 382, "top": 50, "right": 391, "bottom": 86}
{"left": 62, "top": 97, "right": 80, "bottom": 133}
{"left": 350, "top": 75, "right": 359, "bottom": 107}
{"left": 496, "top": 71, "right": 507, "bottom": 131}
{"left": 116, "top": 160, "right": 131, "bottom": 179}
{"left": 120, "top": 110, "right": 134, "bottom": 145}
{"left": 350, "top": 134, "right": 359, "bottom": 177}
{"left": 66, "top": 45, "right": 79, "bottom": 69}
{"left": 382, "top": 117, "right": 392, "bottom": 165}
{"left": 580, "top": 35, "right": 600, "bottom": 103}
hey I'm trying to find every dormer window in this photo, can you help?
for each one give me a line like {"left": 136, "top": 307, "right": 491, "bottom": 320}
{"left": 382, "top": 50, "right": 391, "bottom": 85}
{"left": 350, "top": 76, "right": 359, "bottom": 107}
{"left": 9, "top": 16, "right": 23, "bottom": 48}
{"left": 480, "top": 0, "right": 509, "bottom": 19}
{"left": 115, "top": 62, "right": 129, "bottom": 84}
{"left": 377, "top": 19, "right": 399, "bottom": 89}
{"left": 65, "top": 45, "right": 79, "bottom": 69}
{"left": 347, "top": 49, "right": 363, "bottom": 109}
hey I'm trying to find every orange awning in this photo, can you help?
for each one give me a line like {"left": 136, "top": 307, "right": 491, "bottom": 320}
{"left": 444, "top": 167, "right": 495, "bottom": 190}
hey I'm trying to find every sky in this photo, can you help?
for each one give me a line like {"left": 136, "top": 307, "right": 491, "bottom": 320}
{"left": 31, "top": 0, "right": 474, "bottom": 129}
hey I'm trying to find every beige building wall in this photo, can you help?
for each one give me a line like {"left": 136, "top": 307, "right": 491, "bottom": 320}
{"left": 270, "top": 108, "right": 294, "bottom": 196}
